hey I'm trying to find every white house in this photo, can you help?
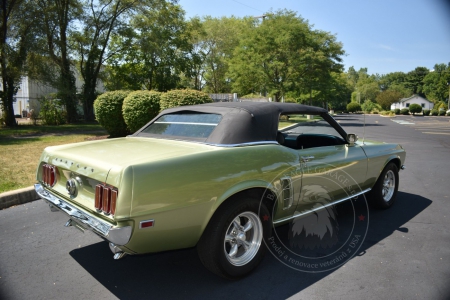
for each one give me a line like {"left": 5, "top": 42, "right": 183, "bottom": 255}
{"left": 391, "top": 94, "right": 434, "bottom": 111}
{"left": 4, "top": 77, "right": 58, "bottom": 117}
{"left": 1, "top": 70, "right": 105, "bottom": 117}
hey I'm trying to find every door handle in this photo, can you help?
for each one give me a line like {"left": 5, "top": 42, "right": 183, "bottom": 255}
{"left": 301, "top": 156, "right": 314, "bottom": 162}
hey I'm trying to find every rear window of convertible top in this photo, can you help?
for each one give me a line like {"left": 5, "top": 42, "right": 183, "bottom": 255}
{"left": 138, "top": 113, "right": 222, "bottom": 139}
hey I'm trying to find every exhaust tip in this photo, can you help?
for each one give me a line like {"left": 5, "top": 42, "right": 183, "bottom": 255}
{"left": 109, "top": 243, "right": 127, "bottom": 260}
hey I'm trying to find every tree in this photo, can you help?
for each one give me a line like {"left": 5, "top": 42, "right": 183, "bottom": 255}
{"left": 200, "top": 16, "right": 252, "bottom": 93}
{"left": 388, "top": 83, "right": 412, "bottom": 98}
{"left": 310, "top": 72, "right": 352, "bottom": 111}
{"left": 405, "top": 67, "right": 429, "bottom": 97}
{"left": 73, "top": 0, "right": 167, "bottom": 120}
{"left": 357, "top": 82, "right": 380, "bottom": 102}
{"left": 179, "top": 17, "right": 206, "bottom": 90}
{"left": 228, "top": 10, "right": 344, "bottom": 102}
{"left": 408, "top": 103, "right": 422, "bottom": 115}
{"left": 31, "top": 0, "right": 82, "bottom": 123}
{"left": 105, "top": 1, "right": 190, "bottom": 92}
{"left": 376, "top": 90, "right": 403, "bottom": 110}
{"left": 379, "top": 72, "right": 407, "bottom": 91}
{"left": 422, "top": 63, "right": 450, "bottom": 103}
{"left": 361, "top": 99, "right": 376, "bottom": 112}
{"left": 0, "top": 0, "right": 36, "bottom": 126}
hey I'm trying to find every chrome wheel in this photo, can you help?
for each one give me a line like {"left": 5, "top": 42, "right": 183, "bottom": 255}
{"left": 382, "top": 170, "right": 395, "bottom": 202}
{"left": 223, "top": 211, "right": 263, "bottom": 266}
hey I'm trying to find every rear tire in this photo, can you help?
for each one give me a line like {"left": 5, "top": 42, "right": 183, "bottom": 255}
{"left": 368, "top": 162, "right": 399, "bottom": 209}
{"left": 197, "top": 197, "right": 271, "bottom": 279}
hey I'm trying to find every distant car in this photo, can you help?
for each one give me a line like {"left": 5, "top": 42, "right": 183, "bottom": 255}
{"left": 35, "top": 102, "right": 405, "bottom": 279}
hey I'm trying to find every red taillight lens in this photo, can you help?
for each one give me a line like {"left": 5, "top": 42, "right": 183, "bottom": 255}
{"left": 95, "top": 184, "right": 118, "bottom": 216}
{"left": 102, "top": 187, "right": 111, "bottom": 213}
{"left": 42, "top": 164, "right": 57, "bottom": 187}
{"left": 95, "top": 184, "right": 104, "bottom": 211}
{"left": 110, "top": 189, "right": 118, "bottom": 216}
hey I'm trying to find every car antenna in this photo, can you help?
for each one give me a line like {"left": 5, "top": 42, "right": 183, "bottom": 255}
{"left": 362, "top": 112, "right": 366, "bottom": 144}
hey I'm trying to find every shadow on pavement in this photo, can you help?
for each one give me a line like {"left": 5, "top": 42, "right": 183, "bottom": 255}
{"left": 70, "top": 191, "right": 430, "bottom": 300}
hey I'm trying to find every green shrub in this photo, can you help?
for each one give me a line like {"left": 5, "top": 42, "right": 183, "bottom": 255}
{"left": 123, "top": 90, "right": 161, "bottom": 133}
{"left": 408, "top": 103, "right": 422, "bottom": 115}
{"left": 400, "top": 108, "right": 409, "bottom": 115}
{"left": 422, "top": 109, "right": 430, "bottom": 116}
{"left": 393, "top": 108, "right": 400, "bottom": 115}
{"left": 439, "top": 103, "right": 448, "bottom": 111}
{"left": 346, "top": 102, "right": 361, "bottom": 113}
{"left": 94, "top": 90, "right": 131, "bottom": 137}
{"left": 381, "top": 111, "right": 394, "bottom": 116}
{"left": 361, "top": 100, "right": 376, "bottom": 113}
{"left": 430, "top": 109, "right": 438, "bottom": 116}
{"left": 160, "top": 89, "right": 212, "bottom": 111}
{"left": 39, "top": 96, "right": 66, "bottom": 125}
{"left": 438, "top": 109, "right": 446, "bottom": 116}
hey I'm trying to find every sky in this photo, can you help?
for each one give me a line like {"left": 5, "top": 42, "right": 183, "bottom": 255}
{"left": 179, "top": 0, "right": 450, "bottom": 75}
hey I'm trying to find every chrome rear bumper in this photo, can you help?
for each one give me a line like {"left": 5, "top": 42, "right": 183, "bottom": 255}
{"left": 34, "top": 183, "right": 132, "bottom": 246}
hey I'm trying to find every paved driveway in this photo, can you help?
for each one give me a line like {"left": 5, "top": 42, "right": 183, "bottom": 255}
{"left": 0, "top": 114, "right": 449, "bottom": 300}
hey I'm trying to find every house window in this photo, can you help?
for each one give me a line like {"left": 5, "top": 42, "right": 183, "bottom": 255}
{"left": 421, "top": 103, "right": 425, "bottom": 108}
{"left": 406, "top": 103, "right": 410, "bottom": 108}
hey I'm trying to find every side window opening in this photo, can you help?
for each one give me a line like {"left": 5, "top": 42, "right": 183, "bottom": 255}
{"left": 278, "top": 114, "right": 345, "bottom": 150}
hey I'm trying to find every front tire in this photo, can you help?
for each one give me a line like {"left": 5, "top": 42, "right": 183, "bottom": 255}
{"left": 368, "top": 162, "right": 399, "bottom": 209}
{"left": 197, "top": 197, "right": 271, "bottom": 279}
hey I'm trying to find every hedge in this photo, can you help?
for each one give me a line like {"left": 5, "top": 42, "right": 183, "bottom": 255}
{"left": 159, "top": 89, "right": 212, "bottom": 111}
{"left": 400, "top": 108, "right": 410, "bottom": 115}
{"left": 408, "top": 103, "right": 422, "bottom": 115}
{"left": 123, "top": 90, "right": 161, "bottom": 133}
{"left": 346, "top": 102, "right": 361, "bottom": 113}
{"left": 94, "top": 90, "right": 131, "bottom": 137}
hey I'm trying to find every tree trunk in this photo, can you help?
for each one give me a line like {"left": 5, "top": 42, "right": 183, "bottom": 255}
{"left": 1, "top": 77, "right": 17, "bottom": 127}
{"left": 59, "top": 60, "right": 78, "bottom": 122}
{"left": 82, "top": 74, "right": 97, "bottom": 121}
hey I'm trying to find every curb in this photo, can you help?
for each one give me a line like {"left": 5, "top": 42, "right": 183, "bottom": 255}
{"left": 0, "top": 186, "right": 39, "bottom": 210}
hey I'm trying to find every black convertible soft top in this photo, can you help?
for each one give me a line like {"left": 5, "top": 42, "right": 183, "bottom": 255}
{"left": 134, "top": 102, "right": 345, "bottom": 145}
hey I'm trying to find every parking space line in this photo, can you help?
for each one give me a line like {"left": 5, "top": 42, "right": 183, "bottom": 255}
{"left": 421, "top": 132, "right": 450, "bottom": 135}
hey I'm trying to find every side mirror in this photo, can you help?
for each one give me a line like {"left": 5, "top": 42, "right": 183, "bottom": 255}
{"left": 347, "top": 133, "right": 358, "bottom": 146}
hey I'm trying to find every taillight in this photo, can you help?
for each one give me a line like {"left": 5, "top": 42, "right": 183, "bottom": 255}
{"left": 42, "top": 164, "right": 57, "bottom": 187}
{"left": 95, "top": 184, "right": 118, "bottom": 216}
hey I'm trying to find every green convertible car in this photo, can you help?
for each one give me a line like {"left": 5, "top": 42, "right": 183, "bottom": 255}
{"left": 35, "top": 102, "right": 405, "bottom": 279}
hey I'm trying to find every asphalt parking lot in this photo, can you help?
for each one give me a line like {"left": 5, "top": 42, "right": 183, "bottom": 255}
{"left": 0, "top": 114, "right": 449, "bottom": 300}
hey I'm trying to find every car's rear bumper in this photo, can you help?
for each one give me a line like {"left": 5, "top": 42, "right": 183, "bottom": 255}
{"left": 34, "top": 183, "right": 132, "bottom": 246}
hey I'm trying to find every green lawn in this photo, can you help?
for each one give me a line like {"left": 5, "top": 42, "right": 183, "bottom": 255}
{"left": 0, "top": 123, "right": 107, "bottom": 193}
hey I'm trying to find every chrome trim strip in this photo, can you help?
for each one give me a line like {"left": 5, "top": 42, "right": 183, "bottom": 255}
{"left": 205, "top": 141, "right": 279, "bottom": 147}
{"left": 154, "top": 121, "right": 218, "bottom": 126}
{"left": 273, "top": 188, "right": 371, "bottom": 224}
{"left": 34, "top": 183, "right": 131, "bottom": 245}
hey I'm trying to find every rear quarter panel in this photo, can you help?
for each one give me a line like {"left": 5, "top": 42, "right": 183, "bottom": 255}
{"left": 124, "top": 144, "right": 298, "bottom": 254}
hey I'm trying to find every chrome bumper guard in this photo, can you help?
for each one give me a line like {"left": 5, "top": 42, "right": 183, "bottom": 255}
{"left": 35, "top": 183, "right": 131, "bottom": 246}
